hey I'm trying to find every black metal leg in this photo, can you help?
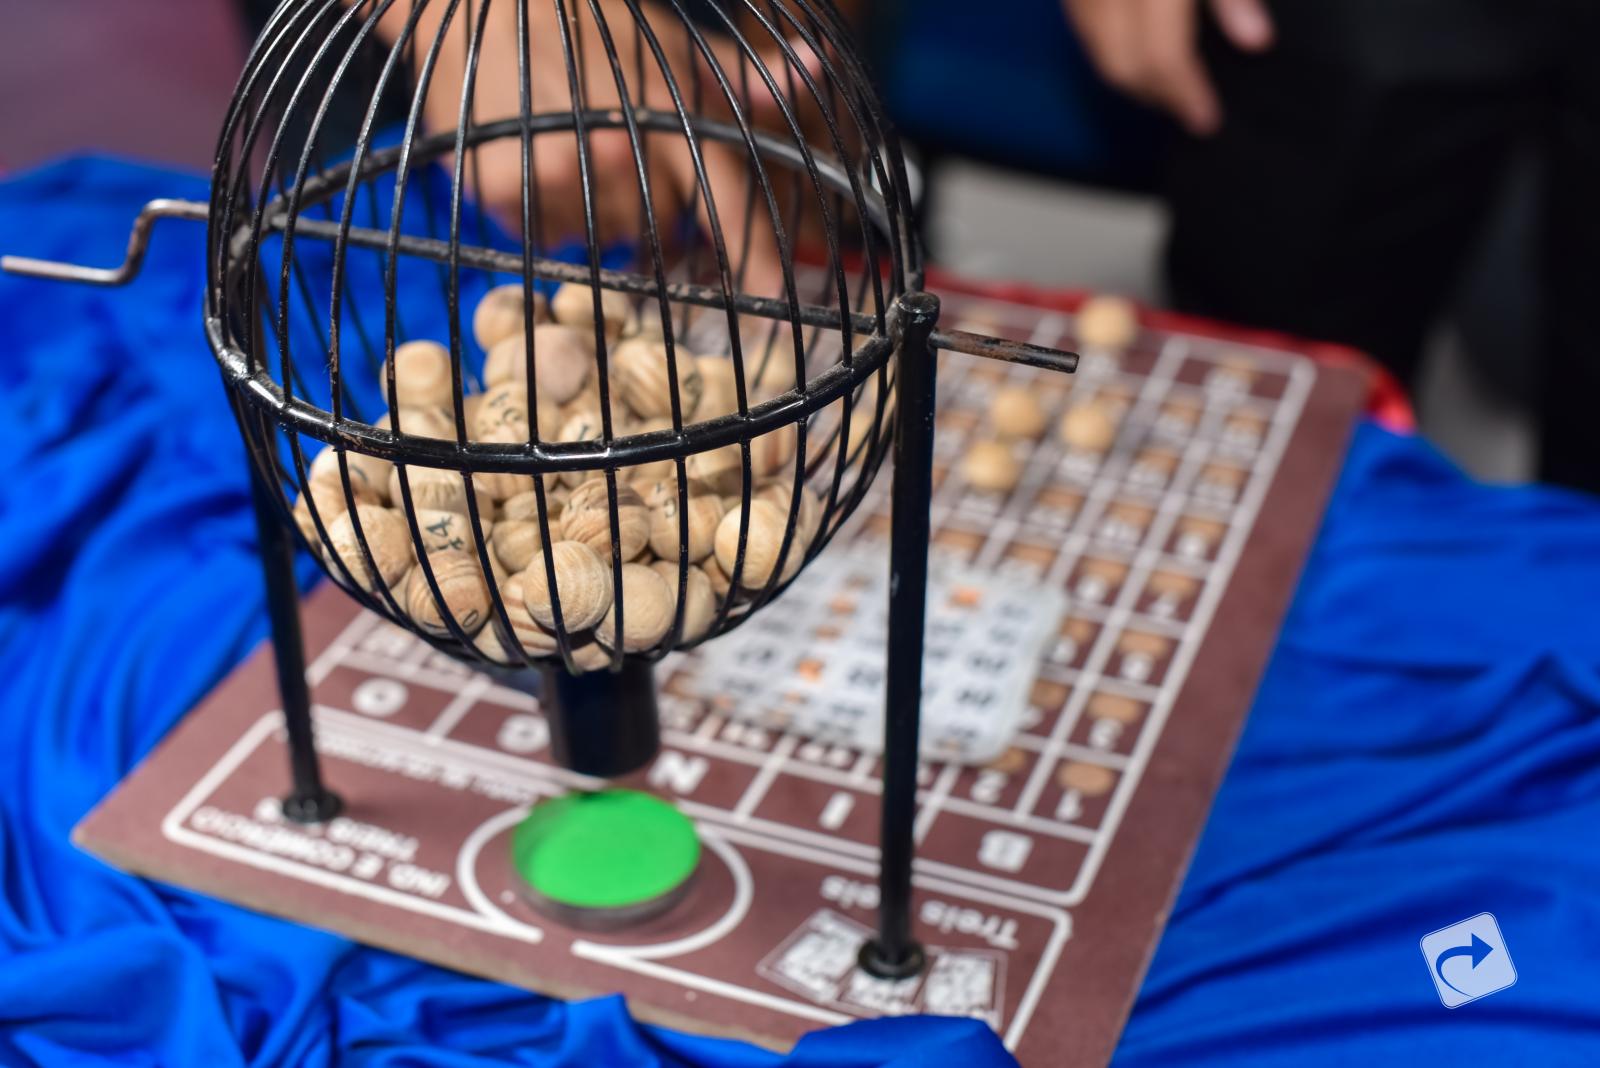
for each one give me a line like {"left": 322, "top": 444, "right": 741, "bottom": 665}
{"left": 860, "top": 291, "right": 940, "bottom": 979}
{"left": 249, "top": 468, "right": 343, "bottom": 824}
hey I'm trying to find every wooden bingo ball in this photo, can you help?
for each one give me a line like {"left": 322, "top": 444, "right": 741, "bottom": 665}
{"left": 611, "top": 336, "right": 704, "bottom": 421}
{"left": 1058, "top": 761, "right": 1116, "bottom": 797}
{"left": 1076, "top": 294, "right": 1139, "bottom": 351}
{"left": 1059, "top": 403, "right": 1118, "bottom": 452}
{"left": 686, "top": 442, "right": 745, "bottom": 495}
{"left": 484, "top": 323, "right": 593, "bottom": 406}
{"left": 387, "top": 339, "right": 455, "bottom": 410}
{"left": 404, "top": 549, "right": 491, "bottom": 637}
{"left": 596, "top": 563, "right": 676, "bottom": 652}
{"left": 412, "top": 507, "right": 493, "bottom": 554}
{"left": 487, "top": 572, "right": 559, "bottom": 657}
{"left": 325, "top": 504, "right": 413, "bottom": 592}
{"left": 694, "top": 355, "right": 740, "bottom": 420}
{"left": 473, "top": 282, "right": 547, "bottom": 351}
{"left": 518, "top": 540, "right": 614, "bottom": 632}
{"left": 551, "top": 281, "right": 635, "bottom": 343}
{"left": 309, "top": 446, "right": 393, "bottom": 505}
{"left": 561, "top": 478, "right": 650, "bottom": 561}
{"left": 989, "top": 386, "right": 1048, "bottom": 440}
{"left": 649, "top": 561, "right": 718, "bottom": 642}
{"left": 962, "top": 440, "right": 1022, "bottom": 493}
{"left": 642, "top": 477, "right": 725, "bottom": 562}
{"left": 755, "top": 480, "right": 821, "bottom": 545}
{"left": 389, "top": 466, "right": 495, "bottom": 519}
{"left": 381, "top": 404, "right": 456, "bottom": 440}
{"left": 750, "top": 424, "right": 798, "bottom": 477}
{"left": 714, "top": 499, "right": 802, "bottom": 590}
{"left": 492, "top": 519, "right": 543, "bottom": 574}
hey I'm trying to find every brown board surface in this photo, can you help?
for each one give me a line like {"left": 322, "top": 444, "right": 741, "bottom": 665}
{"left": 77, "top": 290, "right": 1367, "bottom": 1066}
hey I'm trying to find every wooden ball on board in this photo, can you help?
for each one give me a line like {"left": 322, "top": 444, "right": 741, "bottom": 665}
{"left": 561, "top": 477, "right": 650, "bottom": 562}
{"left": 643, "top": 477, "right": 726, "bottom": 562}
{"left": 325, "top": 504, "right": 414, "bottom": 592}
{"left": 518, "top": 540, "right": 614, "bottom": 632}
{"left": 388, "top": 340, "right": 455, "bottom": 410}
{"left": 714, "top": 499, "right": 802, "bottom": 590}
{"left": 484, "top": 323, "right": 594, "bottom": 406}
{"left": 962, "top": 440, "right": 1022, "bottom": 493}
{"left": 989, "top": 386, "right": 1048, "bottom": 441}
{"left": 610, "top": 336, "right": 704, "bottom": 422}
{"left": 1076, "top": 294, "right": 1139, "bottom": 352}
{"left": 473, "top": 283, "right": 547, "bottom": 351}
{"left": 551, "top": 281, "right": 636, "bottom": 343}
{"left": 649, "top": 560, "right": 718, "bottom": 643}
{"left": 404, "top": 549, "right": 491, "bottom": 637}
{"left": 1059, "top": 403, "right": 1118, "bottom": 452}
{"left": 596, "top": 562, "right": 676, "bottom": 653}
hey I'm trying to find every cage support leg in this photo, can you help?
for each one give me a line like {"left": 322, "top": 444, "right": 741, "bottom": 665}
{"left": 249, "top": 469, "right": 343, "bottom": 824}
{"left": 861, "top": 291, "right": 940, "bottom": 980}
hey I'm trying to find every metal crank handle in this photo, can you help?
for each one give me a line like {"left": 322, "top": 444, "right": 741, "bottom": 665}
{"left": 0, "top": 197, "right": 207, "bottom": 286}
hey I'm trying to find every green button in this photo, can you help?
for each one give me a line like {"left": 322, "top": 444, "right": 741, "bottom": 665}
{"left": 511, "top": 789, "right": 700, "bottom": 911}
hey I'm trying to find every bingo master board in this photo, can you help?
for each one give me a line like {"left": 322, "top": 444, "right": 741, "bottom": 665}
{"left": 76, "top": 280, "right": 1369, "bottom": 1066}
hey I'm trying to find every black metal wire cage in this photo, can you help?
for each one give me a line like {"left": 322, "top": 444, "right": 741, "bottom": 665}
{"left": 214, "top": 0, "right": 920, "bottom": 678}
{"left": 4, "top": 0, "right": 1077, "bottom": 979}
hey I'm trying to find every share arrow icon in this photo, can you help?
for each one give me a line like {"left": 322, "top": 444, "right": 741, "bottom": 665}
{"left": 1433, "top": 934, "right": 1494, "bottom": 996}
{"left": 1420, "top": 913, "right": 1517, "bottom": 1007}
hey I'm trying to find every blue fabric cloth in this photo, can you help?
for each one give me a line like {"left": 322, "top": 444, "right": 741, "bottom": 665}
{"left": 2, "top": 158, "right": 1598, "bottom": 1066}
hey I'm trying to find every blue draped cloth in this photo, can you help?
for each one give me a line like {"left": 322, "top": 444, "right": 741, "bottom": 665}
{"left": 2, "top": 158, "right": 1597, "bottom": 1066}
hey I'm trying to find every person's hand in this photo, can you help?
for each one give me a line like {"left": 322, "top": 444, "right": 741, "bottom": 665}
{"left": 371, "top": 1, "right": 816, "bottom": 296}
{"left": 1062, "top": 0, "right": 1274, "bottom": 135}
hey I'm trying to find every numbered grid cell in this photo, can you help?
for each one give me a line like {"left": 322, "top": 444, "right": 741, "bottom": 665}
{"left": 317, "top": 665, "right": 453, "bottom": 732}
{"left": 1123, "top": 447, "right": 1179, "bottom": 495}
{"left": 1068, "top": 691, "right": 1150, "bottom": 758}
{"left": 1167, "top": 515, "right": 1227, "bottom": 563}
{"left": 1108, "top": 630, "right": 1175, "bottom": 687}
{"left": 1177, "top": 352, "right": 1288, "bottom": 402}
{"left": 751, "top": 773, "right": 880, "bottom": 848}
{"left": 949, "top": 744, "right": 1041, "bottom": 811}
{"left": 1218, "top": 410, "right": 1269, "bottom": 457}
{"left": 1069, "top": 557, "right": 1130, "bottom": 607}
{"left": 1192, "top": 461, "right": 1249, "bottom": 508}
{"left": 1150, "top": 398, "right": 1201, "bottom": 443}
{"left": 1024, "top": 484, "right": 1082, "bottom": 535}
{"left": 1094, "top": 501, "right": 1155, "bottom": 550}
{"left": 1045, "top": 616, "right": 1099, "bottom": 670}
{"left": 997, "top": 540, "right": 1058, "bottom": 582}
{"left": 932, "top": 526, "right": 986, "bottom": 563}
{"left": 1035, "top": 758, "right": 1122, "bottom": 831}
{"left": 1018, "top": 677, "right": 1072, "bottom": 736}
{"left": 1136, "top": 569, "right": 1202, "bottom": 624}
{"left": 920, "top": 810, "right": 1090, "bottom": 892}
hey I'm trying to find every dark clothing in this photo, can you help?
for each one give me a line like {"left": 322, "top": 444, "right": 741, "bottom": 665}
{"left": 1166, "top": 0, "right": 1600, "bottom": 492}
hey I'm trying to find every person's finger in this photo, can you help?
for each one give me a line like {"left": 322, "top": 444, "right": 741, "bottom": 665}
{"left": 1209, "top": 0, "right": 1275, "bottom": 52}
{"left": 1138, "top": 0, "right": 1221, "bottom": 135}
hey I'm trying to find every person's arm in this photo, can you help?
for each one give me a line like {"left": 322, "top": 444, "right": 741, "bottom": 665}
{"left": 1061, "top": 0, "right": 1274, "bottom": 135}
